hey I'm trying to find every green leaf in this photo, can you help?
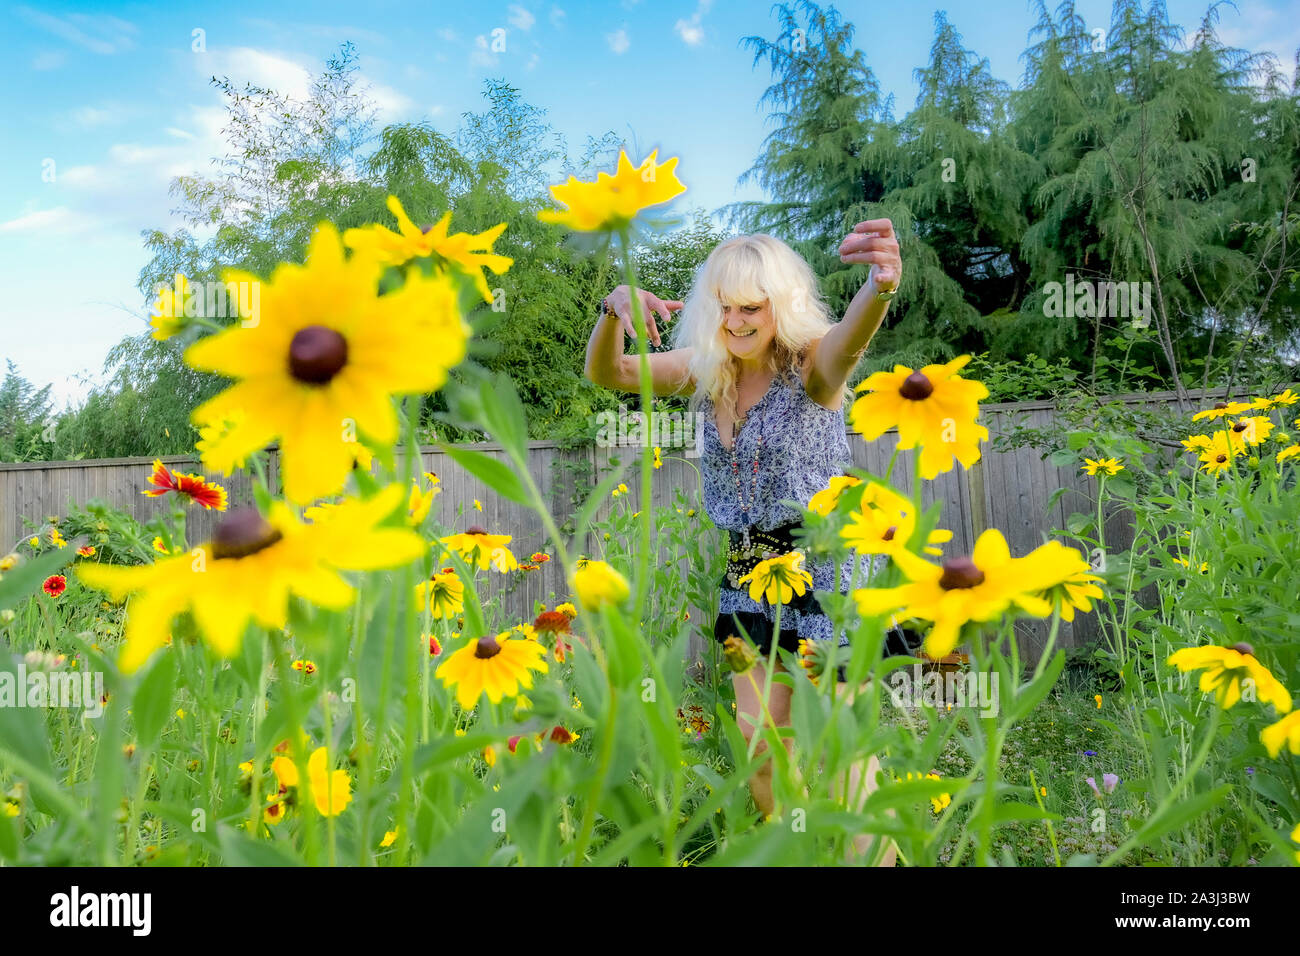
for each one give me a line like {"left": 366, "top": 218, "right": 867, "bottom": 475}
{"left": 441, "top": 445, "right": 532, "bottom": 506}
{"left": 478, "top": 373, "right": 528, "bottom": 460}
{"left": 131, "top": 652, "right": 177, "bottom": 748}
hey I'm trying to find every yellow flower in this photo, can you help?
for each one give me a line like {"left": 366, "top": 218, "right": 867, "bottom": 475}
{"left": 1171, "top": 556, "right": 1209, "bottom": 573}
{"left": 438, "top": 526, "right": 518, "bottom": 572}
{"left": 1292, "top": 821, "right": 1300, "bottom": 865}
{"left": 1013, "top": 540, "right": 1104, "bottom": 622}
{"left": 1181, "top": 434, "right": 1213, "bottom": 452}
{"left": 271, "top": 755, "right": 299, "bottom": 790}
{"left": 406, "top": 481, "right": 437, "bottom": 526}
{"left": 1094, "top": 694, "right": 1102, "bottom": 709}
{"left": 0, "top": 554, "right": 17, "bottom": 572}
{"left": 184, "top": 222, "right": 469, "bottom": 503}
{"left": 653, "top": 446, "right": 663, "bottom": 469}
{"left": 1167, "top": 643, "right": 1292, "bottom": 713}
{"left": 839, "top": 481, "right": 952, "bottom": 556}
{"left": 473, "top": 499, "right": 483, "bottom": 512}
{"left": 721, "top": 635, "right": 759, "bottom": 674}
{"left": 149, "top": 273, "right": 191, "bottom": 341}
{"left": 555, "top": 602, "right": 577, "bottom": 618}
{"left": 415, "top": 568, "right": 464, "bottom": 619}
{"left": 1277, "top": 444, "right": 1300, "bottom": 464}
{"left": 807, "top": 475, "right": 861, "bottom": 516}
{"left": 1250, "top": 389, "right": 1298, "bottom": 410}
{"left": 380, "top": 829, "right": 398, "bottom": 848}
{"left": 483, "top": 745, "right": 497, "bottom": 767}
{"left": 849, "top": 356, "right": 989, "bottom": 479}
{"left": 853, "top": 529, "right": 1055, "bottom": 658}
{"left": 927, "top": 773, "right": 951, "bottom": 814}
{"left": 307, "top": 747, "right": 353, "bottom": 816}
{"left": 1039, "top": 786, "right": 1047, "bottom": 797}
{"left": 1261, "top": 712, "right": 1300, "bottom": 758}
{"left": 77, "top": 485, "right": 424, "bottom": 673}
{"left": 341, "top": 195, "right": 512, "bottom": 304}
{"left": 1082, "top": 457, "right": 1123, "bottom": 476}
{"left": 28, "top": 537, "right": 39, "bottom": 549}
{"left": 291, "top": 659, "right": 316, "bottom": 675}
{"left": 50, "top": 528, "right": 67, "bottom": 549}
{"left": 1225, "top": 415, "right": 1273, "bottom": 450}
{"left": 1194, "top": 430, "right": 1237, "bottom": 476}
{"left": 611, "top": 483, "right": 628, "bottom": 498}
{"left": 737, "top": 551, "right": 813, "bottom": 605}
{"left": 435, "top": 631, "right": 549, "bottom": 710}
{"left": 1191, "top": 400, "right": 1254, "bottom": 421}
{"left": 572, "top": 559, "right": 630, "bottom": 610}
{"left": 539, "top": 149, "right": 687, "bottom": 232}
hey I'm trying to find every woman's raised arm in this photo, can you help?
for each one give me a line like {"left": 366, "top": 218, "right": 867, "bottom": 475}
{"left": 584, "top": 285, "right": 694, "bottom": 396}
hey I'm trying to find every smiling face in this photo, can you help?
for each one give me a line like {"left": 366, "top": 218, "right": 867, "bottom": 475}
{"left": 719, "top": 298, "right": 777, "bottom": 363}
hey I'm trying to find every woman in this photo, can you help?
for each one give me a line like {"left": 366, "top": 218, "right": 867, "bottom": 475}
{"left": 584, "top": 221, "right": 902, "bottom": 864}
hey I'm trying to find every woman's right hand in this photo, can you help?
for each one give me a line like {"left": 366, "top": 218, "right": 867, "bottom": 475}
{"left": 604, "top": 284, "right": 684, "bottom": 348}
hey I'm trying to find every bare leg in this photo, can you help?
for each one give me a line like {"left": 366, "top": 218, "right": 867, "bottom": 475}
{"left": 731, "top": 661, "right": 794, "bottom": 819}
{"left": 828, "top": 680, "right": 897, "bottom": 866}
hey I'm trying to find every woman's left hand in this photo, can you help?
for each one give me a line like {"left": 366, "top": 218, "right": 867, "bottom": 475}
{"left": 839, "top": 218, "right": 901, "bottom": 295}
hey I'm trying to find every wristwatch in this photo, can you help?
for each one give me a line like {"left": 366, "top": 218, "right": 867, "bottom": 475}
{"left": 874, "top": 284, "right": 899, "bottom": 302}
{"left": 600, "top": 296, "right": 618, "bottom": 319}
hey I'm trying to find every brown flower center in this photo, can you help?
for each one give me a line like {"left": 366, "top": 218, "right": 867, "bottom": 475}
{"left": 1232, "top": 422, "right": 1248, "bottom": 432}
{"left": 1213, "top": 402, "right": 1228, "bottom": 409}
{"left": 420, "top": 224, "right": 434, "bottom": 234}
{"left": 211, "top": 509, "right": 283, "bottom": 560}
{"left": 882, "top": 525, "right": 898, "bottom": 541}
{"left": 938, "top": 556, "right": 985, "bottom": 590}
{"left": 466, "top": 525, "right": 488, "bottom": 536}
{"left": 898, "top": 371, "right": 934, "bottom": 400}
{"left": 288, "top": 325, "right": 348, "bottom": 384}
{"left": 1215, "top": 454, "right": 1227, "bottom": 463}
{"left": 1231, "top": 641, "right": 1255, "bottom": 657}
{"left": 474, "top": 635, "right": 502, "bottom": 659}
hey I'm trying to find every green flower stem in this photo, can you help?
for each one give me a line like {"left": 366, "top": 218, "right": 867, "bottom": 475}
{"left": 350, "top": 589, "right": 373, "bottom": 866}
{"left": 571, "top": 607, "right": 619, "bottom": 866}
{"left": 1028, "top": 768, "right": 1062, "bottom": 866}
{"left": 747, "top": 599, "right": 784, "bottom": 765}
{"left": 395, "top": 396, "right": 422, "bottom": 866}
{"left": 247, "top": 644, "right": 269, "bottom": 838}
{"left": 270, "top": 629, "right": 320, "bottom": 865}
{"left": 616, "top": 228, "right": 655, "bottom": 628}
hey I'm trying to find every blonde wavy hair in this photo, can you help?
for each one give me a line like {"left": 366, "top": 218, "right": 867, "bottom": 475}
{"left": 671, "top": 233, "right": 839, "bottom": 419}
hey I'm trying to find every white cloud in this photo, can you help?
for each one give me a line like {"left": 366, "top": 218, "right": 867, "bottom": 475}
{"left": 508, "top": 4, "right": 536, "bottom": 31}
{"left": 438, "top": 27, "right": 459, "bottom": 43}
{"left": 1213, "top": 0, "right": 1300, "bottom": 68}
{"left": 164, "top": 127, "right": 196, "bottom": 141}
{"left": 550, "top": 6, "right": 566, "bottom": 27}
{"left": 606, "top": 28, "right": 630, "bottom": 54}
{"left": 0, "top": 207, "right": 84, "bottom": 235}
{"left": 675, "top": 0, "right": 712, "bottom": 46}
{"left": 361, "top": 77, "right": 416, "bottom": 123}
{"left": 430, "top": 104, "right": 446, "bottom": 116}
{"left": 31, "top": 50, "right": 65, "bottom": 70}
{"left": 471, "top": 34, "right": 499, "bottom": 67}
{"left": 675, "top": 19, "right": 704, "bottom": 45}
{"left": 204, "top": 47, "right": 313, "bottom": 100}
{"left": 526, "top": 52, "right": 539, "bottom": 70}
{"left": 69, "top": 105, "right": 118, "bottom": 128}
{"left": 14, "top": 7, "right": 137, "bottom": 55}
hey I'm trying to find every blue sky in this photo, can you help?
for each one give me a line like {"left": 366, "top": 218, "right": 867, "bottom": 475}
{"left": 2, "top": 0, "right": 1297, "bottom": 410}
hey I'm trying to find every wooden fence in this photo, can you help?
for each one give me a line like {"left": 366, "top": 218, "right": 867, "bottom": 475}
{"left": 0, "top": 387, "right": 1232, "bottom": 657}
